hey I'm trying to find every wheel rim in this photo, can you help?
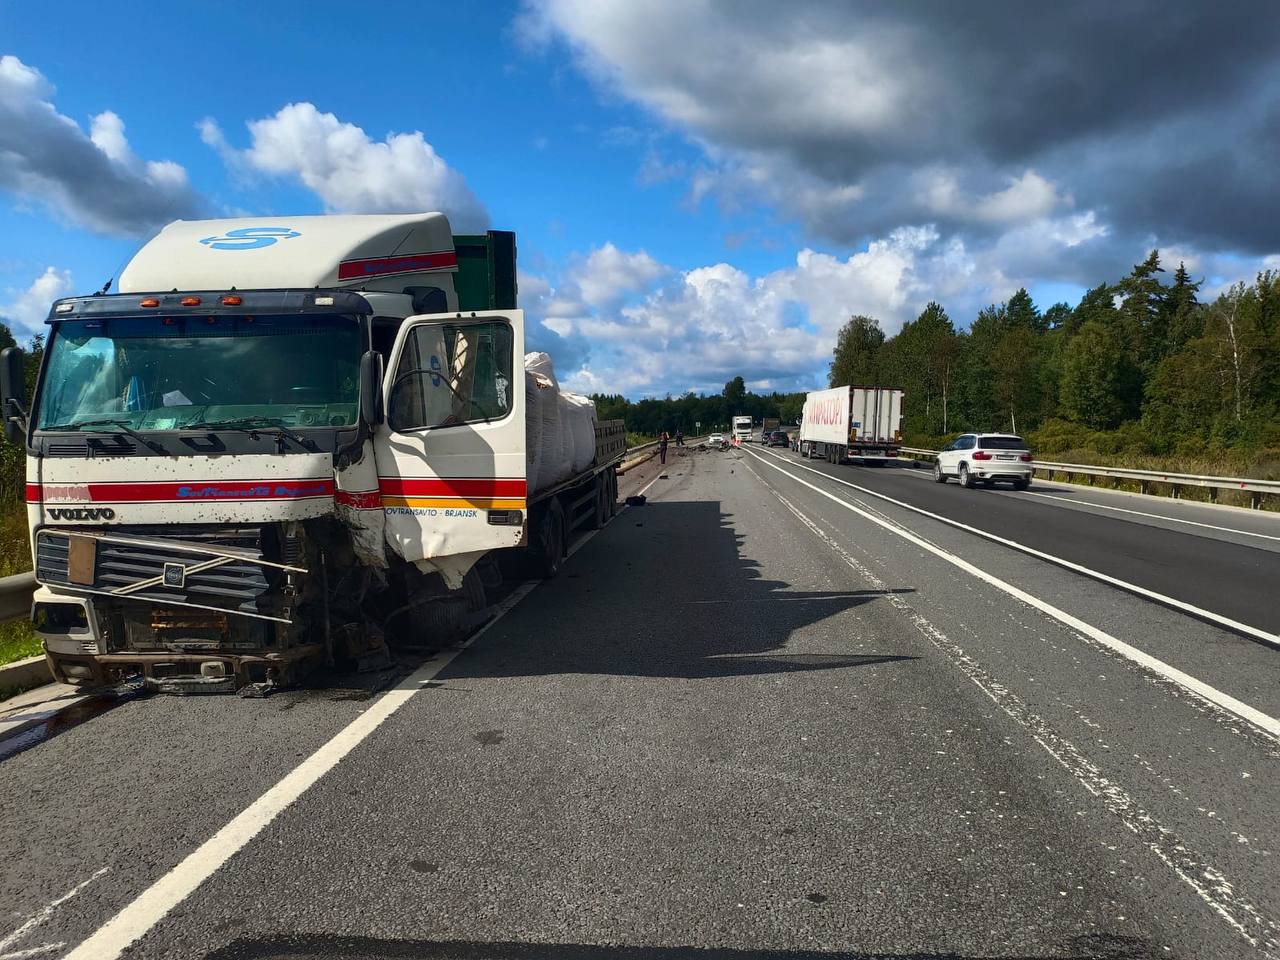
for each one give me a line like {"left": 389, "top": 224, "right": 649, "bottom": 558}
{"left": 960, "top": 465, "right": 968, "bottom": 485}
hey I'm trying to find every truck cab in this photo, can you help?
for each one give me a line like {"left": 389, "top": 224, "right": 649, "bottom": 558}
{"left": 0, "top": 214, "right": 596, "bottom": 694}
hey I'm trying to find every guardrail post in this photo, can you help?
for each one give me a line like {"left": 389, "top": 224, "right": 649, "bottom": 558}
{"left": 1251, "top": 492, "right": 1262, "bottom": 510}
{"left": 1171, "top": 483, "right": 1180, "bottom": 500}
{"left": 1208, "top": 486, "right": 1219, "bottom": 504}
{"left": 1139, "top": 480, "right": 1149, "bottom": 495}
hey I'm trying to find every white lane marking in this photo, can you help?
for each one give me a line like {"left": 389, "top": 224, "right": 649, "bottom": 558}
{"left": 1019, "top": 491, "right": 1280, "bottom": 543}
{"left": 0, "top": 944, "right": 65, "bottom": 960}
{"left": 63, "top": 492, "right": 628, "bottom": 960}
{"left": 743, "top": 447, "right": 1280, "bottom": 743}
{"left": 750, "top": 467, "right": 1280, "bottom": 957}
{"left": 751, "top": 447, "right": 1280, "bottom": 650}
{"left": 0, "top": 868, "right": 107, "bottom": 955}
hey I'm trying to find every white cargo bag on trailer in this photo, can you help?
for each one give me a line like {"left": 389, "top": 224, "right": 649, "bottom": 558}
{"left": 524, "top": 352, "right": 573, "bottom": 491}
{"left": 562, "top": 391, "right": 598, "bottom": 472}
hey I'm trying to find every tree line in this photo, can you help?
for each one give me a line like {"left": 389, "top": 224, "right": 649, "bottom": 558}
{"left": 595, "top": 252, "right": 1280, "bottom": 459}
{"left": 830, "top": 252, "right": 1280, "bottom": 454}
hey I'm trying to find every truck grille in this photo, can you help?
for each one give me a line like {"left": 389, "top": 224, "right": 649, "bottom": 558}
{"left": 35, "top": 528, "right": 285, "bottom": 620}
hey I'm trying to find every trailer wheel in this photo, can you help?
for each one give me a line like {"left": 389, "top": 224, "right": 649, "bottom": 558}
{"left": 589, "top": 475, "right": 608, "bottom": 529}
{"left": 534, "top": 499, "right": 566, "bottom": 578}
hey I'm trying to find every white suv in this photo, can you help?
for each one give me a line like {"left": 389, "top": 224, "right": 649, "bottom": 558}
{"left": 934, "top": 433, "right": 1033, "bottom": 489}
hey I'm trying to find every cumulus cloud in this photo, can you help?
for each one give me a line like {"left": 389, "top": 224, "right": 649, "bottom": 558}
{"left": 526, "top": 1, "right": 1280, "bottom": 264}
{"left": 0, "top": 56, "right": 204, "bottom": 235}
{"left": 525, "top": 229, "right": 1029, "bottom": 397}
{"left": 1, "top": 266, "right": 74, "bottom": 334}
{"left": 201, "top": 103, "right": 488, "bottom": 230}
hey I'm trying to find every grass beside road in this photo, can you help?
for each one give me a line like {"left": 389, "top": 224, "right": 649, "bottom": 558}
{"left": 0, "top": 500, "right": 40, "bottom": 671}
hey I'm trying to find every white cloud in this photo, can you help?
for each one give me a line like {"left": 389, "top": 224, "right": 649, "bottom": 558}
{"left": 0, "top": 55, "right": 203, "bottom": 235}
{"left": 528, "top": 228, "right": 996, "bottom": 396}
{"left": 201, "top": 103, "right": 488, "bottom": 230}
{"left": 574, "top": 243, "right": 667, "bottom": 309}
{"left": 1, "top": 266, "right": 74, "bottom": 335}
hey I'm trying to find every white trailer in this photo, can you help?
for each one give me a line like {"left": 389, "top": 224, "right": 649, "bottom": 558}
{"left": 0, "top": 214, "right": 626, "bottom": 694}
{"left": 732, "top": 416, "right": 752, "bottom": 443}
{"left": 797, "top": 385, "right": 904, "bottom": 464}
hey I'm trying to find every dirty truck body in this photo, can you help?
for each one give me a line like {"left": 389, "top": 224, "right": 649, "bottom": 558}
{"left": 3, "top": 214, "right": 624, "bottom": 693}
{"left": 797, "top": 386, "right": 904, "bottom": 464}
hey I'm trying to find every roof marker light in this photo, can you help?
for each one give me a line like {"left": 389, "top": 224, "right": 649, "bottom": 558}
{"left": 221, "top": 295, "right": 243, "bottom": 306}
{"left": 140, "top": 298, "right": 160, "bottom": 308}
{"left": 54, "top": 303, "right": 74, "bottom": 314}
{"left": 314, "top": 296, "right": 335, "bottom": 306}
{"left": 181, "top": 296, "right": 202, "bottom": 307}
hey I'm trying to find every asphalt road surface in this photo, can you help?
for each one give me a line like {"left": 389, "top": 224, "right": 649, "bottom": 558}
{"left": 2, "top": 444, "right": 1278, "bottom": 960}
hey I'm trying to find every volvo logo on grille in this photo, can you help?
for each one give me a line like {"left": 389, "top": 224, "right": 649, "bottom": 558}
{"left": 162, "top": 562, "right": 186, "bottom": 588}
{"left": 47, "top": 507, "right": 116, "bottom": 521}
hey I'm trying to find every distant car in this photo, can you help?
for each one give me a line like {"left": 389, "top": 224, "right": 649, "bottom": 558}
{"left": 767, "top": 430, "right": 790, "bottom": 448}
{"left": 934, "top": 433, "right": 1033, "bottom": 489}
{"left": 707, "top": 433, "right": 726, "bottom": 449}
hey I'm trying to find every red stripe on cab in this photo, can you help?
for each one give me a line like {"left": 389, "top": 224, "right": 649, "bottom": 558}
{"left": 337, "top": 250, "right": 457, "bottom": 281}
{"left": 378, "top": 477, "right": 527, "bottom": 498}
{"left": 335, "top": 489, "right": 383, "bottom": 510}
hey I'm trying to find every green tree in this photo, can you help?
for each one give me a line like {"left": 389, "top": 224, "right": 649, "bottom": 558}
{"left": 723, "top": 375, "right": 746, "bottom": 410}
{"left": 990, "top": 326, "right": 1039, "bottom": 434}
{"left": 828, "top": 315, "right": 884, "bottom": 388}
{"left": 1163, "top": 262, "right": 1202, "bottom": 350}
{"left": 1060, "top": 321, "right": 1126, "bottom": 429}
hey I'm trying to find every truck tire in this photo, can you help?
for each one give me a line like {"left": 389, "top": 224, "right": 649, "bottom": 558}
{"left": 606, "top": 470, "right": 619, "bottom": 517}
{"left": 589, "top": 475, "right": 608, "bottom": 529}
{"left": 534, "top": 500, "right": 566, "bottom": 578}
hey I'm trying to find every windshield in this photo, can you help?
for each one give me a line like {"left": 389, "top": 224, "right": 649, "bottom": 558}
{"left": 36, "top": 315, "right": 362, "bottom": 431}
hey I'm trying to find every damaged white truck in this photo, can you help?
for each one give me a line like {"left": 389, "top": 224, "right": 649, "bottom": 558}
{"left": 0, "top": 214, "right": 625, "bottom": 694}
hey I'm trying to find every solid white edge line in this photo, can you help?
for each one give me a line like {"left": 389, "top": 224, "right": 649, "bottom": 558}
{"left": 743, "top": 447, "right": 1280, "bottom": 743}
{"left": 751, "top": 447, "right": 1280, "bottom": 650}
{"left": 63, "top": 479, "right": 637, "bottom": 960}
{"left": 1019, "top": 490, "right": 1280, "bottom": 543}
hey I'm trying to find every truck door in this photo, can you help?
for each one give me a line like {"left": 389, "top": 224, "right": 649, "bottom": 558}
{"left": 374, "top": 310, "right": 526, "bottom": 584}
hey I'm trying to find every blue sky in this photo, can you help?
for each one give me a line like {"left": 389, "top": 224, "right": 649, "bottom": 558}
{"left": 3, "top": 2, "right": 1277, "bottom": 397}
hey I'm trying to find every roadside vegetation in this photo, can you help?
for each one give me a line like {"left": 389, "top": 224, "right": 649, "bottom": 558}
{"left": 595, "top": 254, "right": 1280, "bottom": 494}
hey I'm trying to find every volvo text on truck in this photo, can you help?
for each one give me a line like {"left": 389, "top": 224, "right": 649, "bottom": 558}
{"left": 797, "top": 386, "right": 904, "bottom": 464}
{"left": 0, "top": 214, "right": 625, "bottom": 694}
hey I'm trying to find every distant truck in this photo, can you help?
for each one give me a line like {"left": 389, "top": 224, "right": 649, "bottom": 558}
{"left": 0, "top": 213, "right": 625, "bottom": 694}
{"left": 759, "top": 417, "right": 780, "bottom": 440}
{"left": 797, "top": 386, "right": 903, "bottom": 464}
{"left": 732, "top": 416, "right": 752, "bottom": 443}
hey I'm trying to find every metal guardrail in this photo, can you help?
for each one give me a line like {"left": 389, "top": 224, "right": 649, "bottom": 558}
{"left": 898, "top": 447, "right": 1279, "bottom": 508}
{"left": 0, "top": 571, "right": 35, "bottom": 625}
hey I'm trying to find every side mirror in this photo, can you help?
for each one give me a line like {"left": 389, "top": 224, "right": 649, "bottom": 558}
{"left": 359, "top": 350, "right": 385, "bottom": 429}
{"left": 0, "top": 347, "right": 27, "bottom": 445}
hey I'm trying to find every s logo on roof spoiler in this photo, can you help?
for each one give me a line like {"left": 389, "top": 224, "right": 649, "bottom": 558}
{"left": 199, "top": 227, "right": 302, "bottom": 251}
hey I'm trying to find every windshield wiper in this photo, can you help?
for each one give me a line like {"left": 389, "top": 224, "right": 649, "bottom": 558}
{"left": 53, "top": 418, "right": 167, "bottom": 453}
{"left": 186, "top": 416, "right": 314, "bottom": 450}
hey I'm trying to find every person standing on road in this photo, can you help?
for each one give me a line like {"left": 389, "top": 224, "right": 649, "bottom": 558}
{"left": 659, "top": 431, "right": 669, "bottom": 464}
{"left": 675, "top": 429, "right": 684, "bottom": 447}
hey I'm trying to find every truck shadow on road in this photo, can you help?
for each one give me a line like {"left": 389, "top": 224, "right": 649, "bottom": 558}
{"left": 205, "top": 932, "right": 1155, "bottom": 960}
{"left": 445, "top": 499, "right": 920, "bottom": 682}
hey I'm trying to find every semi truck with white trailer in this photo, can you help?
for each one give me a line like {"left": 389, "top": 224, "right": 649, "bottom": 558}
{"left": 732, "top": 416, "right": 752, "bottom": 443}
{"left": 0, "top": 213, "right": 625, "bottom": 694}
{"left": 797, "top": 385, "right": 904, "bottom": 464}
